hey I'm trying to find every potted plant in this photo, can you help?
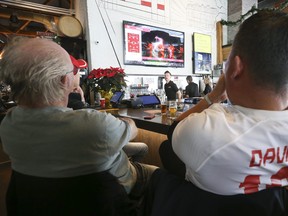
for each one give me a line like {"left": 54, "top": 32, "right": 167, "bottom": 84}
{"left": 87, "top": 67, "right": 127, "bottom": 107}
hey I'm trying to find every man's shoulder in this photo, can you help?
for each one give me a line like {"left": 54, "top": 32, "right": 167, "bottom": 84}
{"left": 74, "top": 108, "right": 109, "bottom": 118}
{"left": 169, "top": 81, "right": 178, "bottom": 87}
{"left": 167, "top": 80, "right": 174, "bottom": 85}
{"left": 67, "top": 109, "right": 119, "bottom": 130}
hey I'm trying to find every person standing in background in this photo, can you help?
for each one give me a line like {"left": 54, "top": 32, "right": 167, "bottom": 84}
{"left": 203, "top": 76, "right": 212, "bottom": 95}
{"left": 184, "top": 75, "right": 199, "bottom": 98}
{"left": 164, "top": 71, "right": 181, "bottom": 102}
{"left": 68, "top": 55, "right": 87, "bottom": 110}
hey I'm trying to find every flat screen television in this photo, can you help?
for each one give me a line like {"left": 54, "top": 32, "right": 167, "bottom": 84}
{"left": 192, "top": 33, "right": 212, "bottom": 74}
{"left": 123, "top": 21, "right": 184, "bottom": 67}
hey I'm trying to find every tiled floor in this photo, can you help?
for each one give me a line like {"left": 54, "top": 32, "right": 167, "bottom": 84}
{"left": 0, "top": 162, "right": 11, "bottom": 216}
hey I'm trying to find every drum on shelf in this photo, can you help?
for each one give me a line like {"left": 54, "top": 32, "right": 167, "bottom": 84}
{"left": 58, "top": 16, "right": 82, "bottom": 37}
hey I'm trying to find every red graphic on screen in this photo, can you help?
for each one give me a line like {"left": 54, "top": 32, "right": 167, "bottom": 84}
{"left": 128, "top": 33, "right": 140, "bottom": 53}
{"left": 145, "top": 42, "right": 153, "bottom": 57}
{"left": 168, "top": 44, "right": 175, "bottom": 59}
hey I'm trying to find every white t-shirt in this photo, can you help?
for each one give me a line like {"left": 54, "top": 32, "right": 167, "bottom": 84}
{"left": 172, "top": 104, "right": 288, "bottom": 195}
{"left": 0, "top": 106, "right": 136, "bottom": 193}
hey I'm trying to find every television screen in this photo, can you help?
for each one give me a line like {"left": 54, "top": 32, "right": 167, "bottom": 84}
{"left": 123, "top": 21, "right": 184, "bottom": 67}
{"left": 193, "top": 33, "right": 212, "bottom": 74}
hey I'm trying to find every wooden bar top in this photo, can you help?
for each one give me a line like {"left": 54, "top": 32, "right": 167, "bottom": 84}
{"left": 105, "top": 108, "right": 174, "bottom": 135}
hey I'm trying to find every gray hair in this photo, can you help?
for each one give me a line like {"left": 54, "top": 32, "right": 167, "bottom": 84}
{"left": 0, "top": 37, "right": 72, "bottom": 106}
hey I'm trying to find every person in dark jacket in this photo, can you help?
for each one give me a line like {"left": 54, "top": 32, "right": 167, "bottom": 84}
{"left": 184, "top": 76, "right": 199, "bottom": 98}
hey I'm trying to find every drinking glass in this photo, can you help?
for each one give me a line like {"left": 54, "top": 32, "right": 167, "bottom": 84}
{"left": 160, "top": 96, "right": 167, "bottom": 115}
{"left": 168, "top": 101, "right": 177, "bottom": 119}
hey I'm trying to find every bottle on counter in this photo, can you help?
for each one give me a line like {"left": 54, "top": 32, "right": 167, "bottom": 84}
{"left": 95, "top": 92, "right": 101, "bottom": 106}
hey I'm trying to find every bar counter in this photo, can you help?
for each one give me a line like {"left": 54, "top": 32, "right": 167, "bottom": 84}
{"left": 105, "top": 108, "right": 174, "bottom": 135}
{"left": 104, "top": 107, "right": 174, "bottom": 167}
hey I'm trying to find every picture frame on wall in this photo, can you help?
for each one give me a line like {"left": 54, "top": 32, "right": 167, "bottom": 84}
{"left": 192, "top": 33, "right": 212, "bottom": 75}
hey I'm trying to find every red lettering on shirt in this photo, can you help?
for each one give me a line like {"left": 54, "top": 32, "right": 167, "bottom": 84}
{"left": 263, "top": 148, "right": 275, "bottom": 165}
{"left": 239, "top": 175, "right": 260, "bottom": 194}
{"left": 241, "top": 146, "right": 288, "bottom": 194}
{"left": 250, "top": 150, "right": 262, "bottom": 167}
{"left": 239, "top": 167, "right": 288, "bottom": 194}
{"left": 277, "top": 146, "right": 288, "bottom": 163}
{"left": 250, "top": 146, "right": 288, "bottom": 167}
{"left": 267, "top": 166, "right": 288, "bottom": 187}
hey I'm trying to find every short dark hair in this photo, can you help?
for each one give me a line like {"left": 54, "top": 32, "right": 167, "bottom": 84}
{"left": 164, "top": 71, "right": 171, "bottom": 76}
{"left": 231, "top": 10, "right": 288, "bottom": 93}
{"left": 186, "top": 76, "right": 192, "bottom": 82}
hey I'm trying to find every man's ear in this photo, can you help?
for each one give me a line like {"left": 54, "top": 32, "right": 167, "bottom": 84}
{"left": 231, "top": 55, "right": 244, "bottom": 80}
{"left": 61, "top": 75, "right": 68, "bottom": 84}
{"left": 61, "top": 74, "right": 74, "bottom": 93}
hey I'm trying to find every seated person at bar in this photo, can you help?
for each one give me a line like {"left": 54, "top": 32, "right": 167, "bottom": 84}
{"left": 69, "top": 55, "right": 149, "bottom": 162}
{"left": 0, "top": 37, "right": 158, "bottom": 203}
{"left": 159, "top": 11, "right": 288, "bottom": 195}
{"left": 184, "top": 75, "right": 199, "bottom": 98}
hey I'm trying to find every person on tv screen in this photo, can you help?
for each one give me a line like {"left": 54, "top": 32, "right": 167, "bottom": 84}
{"left": 152, "top": 36, "right": 164, "bottom": 58}
{"left": 168, "top": 44, "right": 175, "bottom": 59}
{"left": 164, "top": 71, "right": 181, "bottom": 102}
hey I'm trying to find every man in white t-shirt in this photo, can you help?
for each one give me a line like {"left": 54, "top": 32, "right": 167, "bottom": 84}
{"left": 160, "top": 11, "right": 288, "bottom": 195}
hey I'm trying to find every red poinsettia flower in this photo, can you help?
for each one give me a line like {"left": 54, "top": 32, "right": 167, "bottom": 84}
{"left": 87, "top": 67, "right": 127, "bottom": 92}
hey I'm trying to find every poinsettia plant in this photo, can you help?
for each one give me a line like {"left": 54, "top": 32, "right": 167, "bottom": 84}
{"left": 87, "top": 67, "right": 127, "bottom": 92}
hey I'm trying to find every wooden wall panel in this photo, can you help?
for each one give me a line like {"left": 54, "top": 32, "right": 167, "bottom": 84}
{"left": 133, "top": 129, "right": 167, "bottom": 167}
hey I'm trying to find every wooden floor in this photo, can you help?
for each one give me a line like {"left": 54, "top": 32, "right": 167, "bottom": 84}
{"left": 0, "top": 161, "right": 11, "bottom": 216}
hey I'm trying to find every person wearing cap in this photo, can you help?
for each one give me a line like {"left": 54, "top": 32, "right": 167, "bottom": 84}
{"left": 0, "top": 37, "right": 158, "bottom": 207}
{"left": 68, "top": 55, "right": 88, "bottom": 110}
{"left": 70, "top": 55, "right": 149, "bottom": 162}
